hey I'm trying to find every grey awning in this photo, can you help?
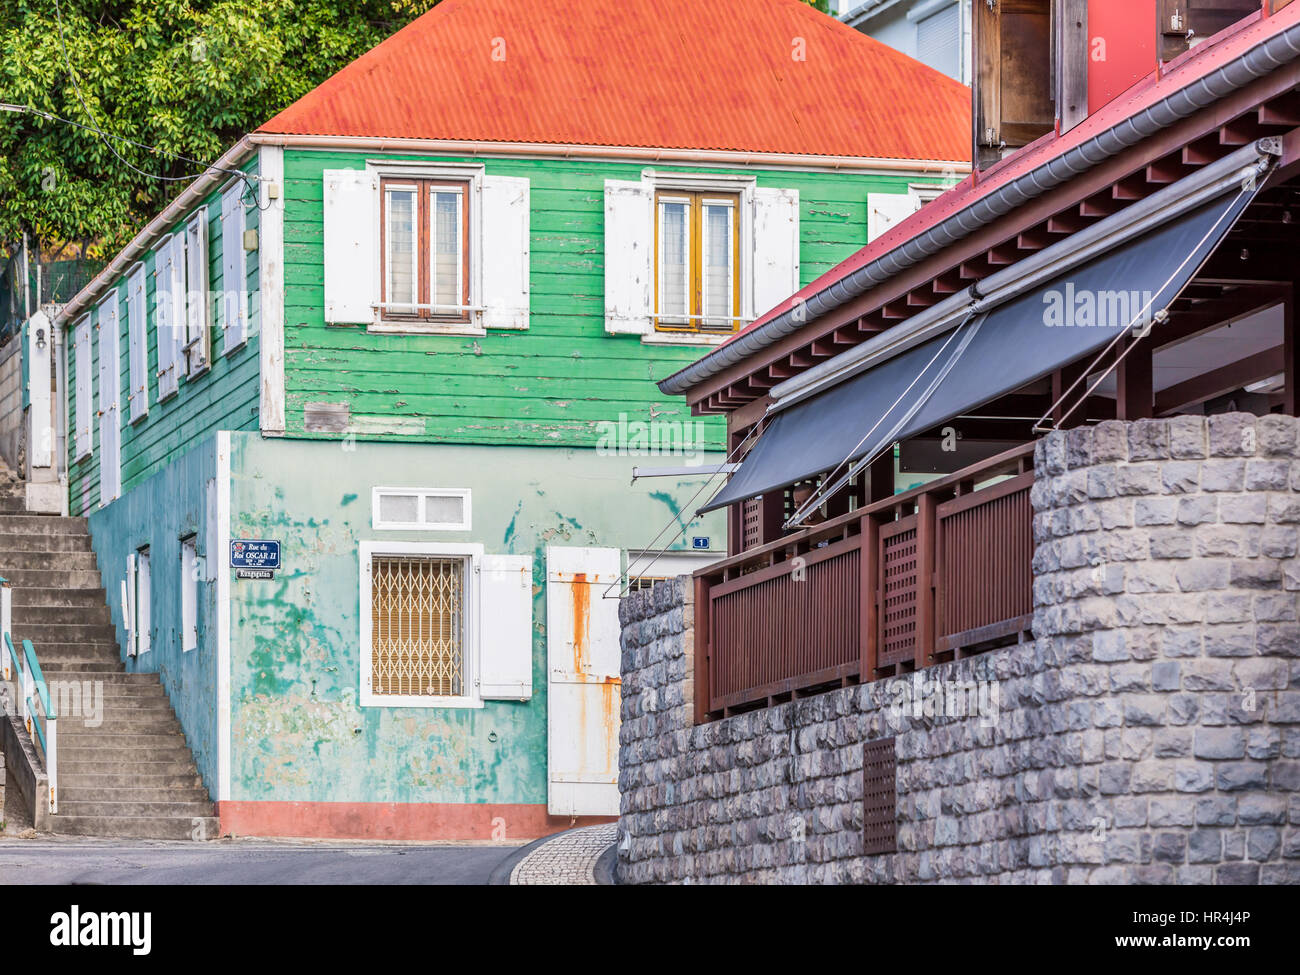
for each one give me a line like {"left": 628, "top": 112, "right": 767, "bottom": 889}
{"left": 701, "top": 186, "right": 1255, "bottom": 513}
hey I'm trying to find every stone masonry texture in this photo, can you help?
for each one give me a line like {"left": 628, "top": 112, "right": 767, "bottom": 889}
{"left": 616, "top": 415, "right": 1300, "bottom": 884}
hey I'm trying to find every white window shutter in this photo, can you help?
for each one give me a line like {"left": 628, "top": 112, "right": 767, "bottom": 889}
{"left": 125, "top": 553, "right": 136, "bottom": 656}
{"left": 185, "top": 207, "right": 211, "bottom": 375}
{"left": 752, "top": 186, "right": 800, "bottom": 320}
{"left": 126, "top": 266, "right": 148, "bottom": 420}
{"left": 479, "top": 554, "right": 534, "bottom": 699}
{"left": 867, "top": 190, "right": 922, "bottom": 243}
{"left": 74, "top": 316, "right": 92, "bottom": 459}
{"left": 603, "top": 179, "right": 653, "bottom": 335}
{"left": 323, "top": 169, "right": 378, "bottom": 325}
{"left": 221, "top": 185, "right": 248, "bottom": 348}
{"left": 480, "top": 175, "right": 530, "bottom": 330}
{"left": 156, "top": 235, "right": 181, "bottom": 400}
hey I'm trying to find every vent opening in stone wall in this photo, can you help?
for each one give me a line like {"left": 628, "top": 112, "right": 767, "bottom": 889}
{"left": 862, "top": 736, "right": 898, "bottom": 856}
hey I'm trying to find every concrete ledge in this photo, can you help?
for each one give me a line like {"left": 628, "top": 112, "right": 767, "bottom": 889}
{"left": 0, "top": 711, "right": 48, "bottom": 832}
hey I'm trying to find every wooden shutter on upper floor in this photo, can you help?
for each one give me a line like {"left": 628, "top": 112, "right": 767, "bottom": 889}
{"left": 126, "top": 264, "right": 148, "bottom": 421}
{"left": 752, "top": 186, "right": 800, "bottom": 321}
{"left": 220, "top": 184, "right": 250, "bottom": 347}
{"left": 73, "top": 314, "right": 92, "bottom": 459}
{"left": 322, "top": 169, "right": 378, "bottom": 326}
{"left": 973, "top": 0, "right": 1054, "bottom": 170}
{"left": 480, "top": 175, "right": 531, "bottom": 330}
{"left": 1157, "top": 0, "right": 1260, "bottom": 60}
{"left": 185, "top": 207, "right": 211, "bottom": 376}
{"left": 867, "top": 191, "right": 922, "bottom": 243}
{"left": 603, "top": 179, "right": 654, "bottom": 335}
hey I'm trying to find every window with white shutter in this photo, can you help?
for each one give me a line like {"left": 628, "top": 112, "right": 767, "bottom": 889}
{"left": 155, "top": 234, "right": 183, "bottom": 400}
{"left": 481, "top": 174, "right": 530, "bottom": 329}
{"left": 97, "top": 291, "right": 122, "bottom": 504}
{"left": 479, "top": 554, "right": 533, "bottom": 700}
{"left": 126, "top": 264, "right": 148, "bottom": 421}
{"left": 603, "top": 179, "right": 655, "bottom": 335}
{"left": 867, "top": 191, "right": 923, "bottom": 243}
{"left": 220, "top": 183, "right": 249, "bottom": 351}
{"left": 180, "top": 535, "right": 198, "bottom": 652}
{"left": 135, "top": 546, "right": 152, "bottom": 655}
{"left": 322, "top": 169, "right": 378, "bottom": 326}
{"left": 73, "top": 314, "right": 93, "bottom": 460}
{"left": 915, "top": 2, "right": 961, "bottom": 80}
{"left": 606, "top": 177, "right": 798, "bottom": 339}
{"left": 185, "top": 207, "right": 211, "bottom": 376}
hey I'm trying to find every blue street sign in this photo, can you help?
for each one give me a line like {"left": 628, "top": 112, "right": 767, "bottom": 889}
{"left": 230, "top": 539, "right": 281, "bottom": 569}
{"left": 691, "top": 536, "right": 710, "bottom": 550}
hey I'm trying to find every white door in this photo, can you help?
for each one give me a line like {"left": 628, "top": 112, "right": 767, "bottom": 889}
{"left": 97, "top": 306, "right": 121, "bottom": 504}
{"left": 546, "top": 546, "right": 622, "bottom": 816}
{"left": 26, "top": 311, "right": 53, "bottom": 470}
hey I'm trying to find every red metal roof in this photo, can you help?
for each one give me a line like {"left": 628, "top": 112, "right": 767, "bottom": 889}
{"left": 720, "top": 1, "right": 1300, "bottom": 347}
{"left": 257, "top": 0, "right": 970, "bottom": 161}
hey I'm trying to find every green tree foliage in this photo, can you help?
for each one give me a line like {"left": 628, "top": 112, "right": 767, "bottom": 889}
{"left": 0, "top": 0, "right": 439, "bottom": 256}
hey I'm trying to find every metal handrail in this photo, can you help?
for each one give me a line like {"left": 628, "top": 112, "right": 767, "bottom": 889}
{"left": 0, "top": 577, "right": 58, "bottom": 813}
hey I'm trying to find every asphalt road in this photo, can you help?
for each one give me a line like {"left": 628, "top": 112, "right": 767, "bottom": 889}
{"left": 0, "top": 838, "right": 520, "bottom": 884}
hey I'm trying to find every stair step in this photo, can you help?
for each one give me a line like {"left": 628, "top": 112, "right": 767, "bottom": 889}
{"left": 11, "top": 587, "right": 109, "bottom": 607}
{"left": 59, "top": 754, "right": 200, "bottom": 780}
{"left": 59, "top": 770, "right": 204, "bottom": 790}
{"left": 0, "top": 515, "right": 88, "bottom": 534}
{"left": 2, "top": 569, "right": 103, "bottom": 589}
{"left": 51, "top": 815, "right": 219, "bottom": 840}
{"left": 58, "top": 743, "right": 196, "bottom": 769}
{"left": 57, "top": 732, "right": 186, "bottom": 747}
{"left": 59, "top": 786, "right": 211, "bottom": 803}
{"left": 18, "top": 669, "right": 156, "bottom": 684}
{"left": 38, "top": 659, "right": 124, "bottom": 673}
{"left": 56, "top": 799, "right": 216, "bottom": 818}
{"left": 12, "top": 605, "right": 111, "bottom": 625}
{"left": 12, "top": 623, "right": 118, "bottom": 643}
{"left": 0, "top": 534, "right": 93, "bottom": 553}
{"left": 0, "top": 551, "right": 98, "bottom": 571}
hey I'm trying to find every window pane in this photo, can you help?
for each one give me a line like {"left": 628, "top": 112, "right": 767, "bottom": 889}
{"left": 702, "top": 203, "right": 733, "bottom": 328}
{"left": 431, "top": 190, "right": 462, "bottom": 312}
{"left": 378, "top": 494, "right": 419, "bottom": 524}
{"left": 660, "top": 201, "right": 688, "bottom": 321}
{"left": 371, "top": 556, "right": 464, "bottom": 697}
{"left": 385, "top": 188, "right": 417, "bottom": 311}
{"left": 423, "top": 494, "right": 464, "bottom": 525}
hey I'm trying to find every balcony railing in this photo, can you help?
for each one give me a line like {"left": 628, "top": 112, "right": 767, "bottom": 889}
{"left": 693, "top": 443, "right": 1035, "bottom": 721}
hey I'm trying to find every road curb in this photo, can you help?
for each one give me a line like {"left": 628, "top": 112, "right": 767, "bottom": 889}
{"left": 487, "top": 831, "right": 557, "bottom": 885}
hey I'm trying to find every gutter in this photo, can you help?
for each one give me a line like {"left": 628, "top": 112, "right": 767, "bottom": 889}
{"left": 658, "top": 16, "right": 1300, "bottom": 397}
{"left": 247, "top": 132, "right": 968, "bottom": 176}
{"left": 53, "top": 137, "right": 256, "bottom": 329}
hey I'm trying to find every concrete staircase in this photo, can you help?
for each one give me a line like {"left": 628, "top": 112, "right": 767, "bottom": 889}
{"left": 0, "top": 465, "right": 219, "bottom": 840}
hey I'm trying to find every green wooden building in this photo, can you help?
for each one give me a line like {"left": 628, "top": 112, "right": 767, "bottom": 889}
{"left": 52, "top": 0, "right": 968, "bottom": 840}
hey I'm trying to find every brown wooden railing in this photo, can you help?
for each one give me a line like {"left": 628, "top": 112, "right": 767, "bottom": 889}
{"left": 694, "top": 443, "right": 1036, "bottom": 722}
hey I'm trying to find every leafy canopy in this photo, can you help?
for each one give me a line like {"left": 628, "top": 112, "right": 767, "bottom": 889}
{"left": 0, "top": 0, "right": 438, "bottom": 257}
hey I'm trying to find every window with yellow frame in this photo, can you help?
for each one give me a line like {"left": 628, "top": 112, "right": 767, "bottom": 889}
{"left": 654, "top": 190, "right": 741, "bottom": 333}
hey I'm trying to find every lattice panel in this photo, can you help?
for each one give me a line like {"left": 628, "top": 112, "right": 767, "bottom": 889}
{"left": 878, "top": 522, "right": 919, "bottom": 665}
{"left": 371, "top": 555, "right": 465, "bottom": 697}
{"left": 862, "top": 737, "right": 897, "bottom": 855}
{"left": 742, "top": 496, "right": 763, "bottom": 551}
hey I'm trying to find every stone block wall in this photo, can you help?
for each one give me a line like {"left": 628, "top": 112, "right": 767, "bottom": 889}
{"left": 616, "top": 415, "right": 1300, "bottom": 884}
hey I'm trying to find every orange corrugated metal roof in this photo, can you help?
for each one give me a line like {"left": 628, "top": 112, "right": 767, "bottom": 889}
{"left": 257, "top": 0, "right": 970, "bottom": 161}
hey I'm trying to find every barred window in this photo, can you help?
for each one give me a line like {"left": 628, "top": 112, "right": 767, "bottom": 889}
{"left": 369, "top": 555, "right": 466, "bottom": 698}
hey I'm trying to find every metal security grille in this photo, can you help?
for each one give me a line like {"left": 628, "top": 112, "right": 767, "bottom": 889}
{"left": 370, "top": 555, "right": 465, "bottom": 696}
{"left": 628, "top": 575, "right": 669, "bottom": 592}
{"left": 862, "top": 737, "right": 897, "bottom": 855}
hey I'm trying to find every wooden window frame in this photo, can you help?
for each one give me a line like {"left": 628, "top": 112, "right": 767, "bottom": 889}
{"left": 379, "top": 176, "right": 472, "bottom": 325}
{"left": 653, "top": 189, "right": 742, "bottom": 334}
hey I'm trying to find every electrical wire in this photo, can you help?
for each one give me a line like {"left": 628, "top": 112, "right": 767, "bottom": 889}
{"left": 601, "top": 418, "right": 769, "bottom": 600}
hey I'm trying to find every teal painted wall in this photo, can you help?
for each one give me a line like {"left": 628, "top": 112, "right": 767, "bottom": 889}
{"left": 67, "top": 157, "right": 262, "bottom": 517}
{"left": 227, "top": 432, "right": 723, "bottom": 805}
{"left": 86, "top": 434, "right": 222, "bottom": 794}
{"left": 280, "top": 148, "right": 924, "bottom": 447}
